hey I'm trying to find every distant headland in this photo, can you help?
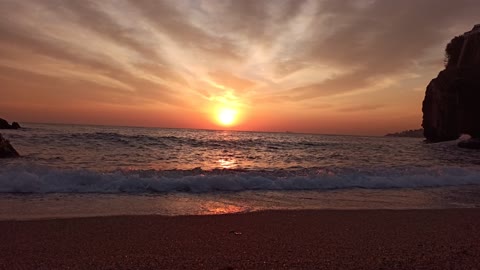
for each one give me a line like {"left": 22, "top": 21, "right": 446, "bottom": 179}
{"left": 385, "top": 129, "right": 424, "bottom": 138}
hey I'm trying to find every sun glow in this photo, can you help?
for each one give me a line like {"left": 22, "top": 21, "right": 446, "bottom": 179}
{"left": 216, "top": 108, "right": 238, "bottom": 126}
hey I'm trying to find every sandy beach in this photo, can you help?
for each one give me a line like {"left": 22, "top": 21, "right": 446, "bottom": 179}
{"left": 2, "top": 209, "right": 480, "bottom": 269}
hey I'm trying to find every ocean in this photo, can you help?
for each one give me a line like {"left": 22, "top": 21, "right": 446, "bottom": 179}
{"left": 1, "top": 123, "right": 480, "bottom": 219}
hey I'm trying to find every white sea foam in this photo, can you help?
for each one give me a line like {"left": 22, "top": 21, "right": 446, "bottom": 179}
{"left": 1, "top": 165, "right": 480, "bottom": 194}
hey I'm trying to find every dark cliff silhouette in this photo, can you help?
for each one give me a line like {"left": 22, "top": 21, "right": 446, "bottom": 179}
{"left": 422, "top": 24, "right": 480, "bottom": 147}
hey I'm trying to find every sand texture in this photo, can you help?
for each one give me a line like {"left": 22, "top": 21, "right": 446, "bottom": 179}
{"left": 2, "top": 209, "right": 480, "bottom": 269}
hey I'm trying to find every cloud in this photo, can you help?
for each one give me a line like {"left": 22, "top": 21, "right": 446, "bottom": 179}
{"left": 208, "top": 71, "right": 257, "bottom": 93}
{"left": 287, "top": 69, "right": 373, "bottom": 100}
{"left": 0, "top": 0, "right": 479, "bottom": 123}
{"left": 284, "top": 0, "right": 480, "bottom": 99}
{"left": 0, "top": 0, "right": 190, "bottom": 107}
{"left": 127, "top": 0, "right": 242, "bottom": 62}
{"left": 338, "top": 104, "right": 384, "bottom": 113}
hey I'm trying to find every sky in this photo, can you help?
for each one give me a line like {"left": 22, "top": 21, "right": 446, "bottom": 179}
{"left": 0, "top": 0, "right": 479, "bottom": 135}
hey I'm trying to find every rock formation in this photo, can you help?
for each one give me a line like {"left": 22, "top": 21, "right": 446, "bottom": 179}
{"left": 11, "top": 122, "right": 21, "bottom": 129}
{"left": 0, "top": 134, "right": 20, "bottom": 158}
{"left": 0, "top": 118, "right": 11, "bottom": 129}
{"left": 0, "top": 118, "right": 21, "bottom": 129}
{"left": 422, "top": 24, "right": 480, "bottom": 147}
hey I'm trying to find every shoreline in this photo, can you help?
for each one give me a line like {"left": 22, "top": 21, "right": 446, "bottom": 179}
{"left": 0, "top": 206, "right": 478, "bottom": 222}
{"left": 2, "top": 208, "right": 480, "bottom": 269}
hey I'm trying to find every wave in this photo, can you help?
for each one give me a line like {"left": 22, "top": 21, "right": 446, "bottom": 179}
{"left": 1, "top": 165, "right": 480, "bottom": 194}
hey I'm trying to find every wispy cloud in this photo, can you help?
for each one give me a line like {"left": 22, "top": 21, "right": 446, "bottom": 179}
{"left": 0, "top": 0, "right": 479, "bottom": 132}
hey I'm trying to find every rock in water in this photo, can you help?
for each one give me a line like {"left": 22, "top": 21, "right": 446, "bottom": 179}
{"left": 0, "top": 118, "right": 10, "bottom": 129}
{"left": 11, "top": 122, "right": 21, "bottom": 129}
{"left": 0, "top": 134, "right": 20, "bottom": 158}
{"left": 0, "top": 118, "right": 21, "bottom": 129}
{"left": 422, "top": 24, "right": 480, "bottom": 142}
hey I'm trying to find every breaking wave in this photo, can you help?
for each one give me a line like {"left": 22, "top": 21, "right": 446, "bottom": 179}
{"left": 1, "top": 164, "right": 480, "bottom": 194}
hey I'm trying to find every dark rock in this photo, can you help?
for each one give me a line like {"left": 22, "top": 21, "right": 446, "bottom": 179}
{"left": 422, "top": 24, "right": 480, "bottom": 143}
{"left": 458, "top": 138, "right": 480, "bottom": 149}
{"left": 0, "top": 134, "right": 20, "bottom": 158}
{"left": 0, "top": 118, "right": 10, "bottom": 129}
{"left": 11, "top": 122, "right": 21, "bottom": 129}
{"left": 0, "top": 118, "right": 21, "bottom": 129}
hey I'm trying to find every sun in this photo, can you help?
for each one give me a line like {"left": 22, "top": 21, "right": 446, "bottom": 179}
{"left": 217, "top": 108, "right": 237, "bottom": 126}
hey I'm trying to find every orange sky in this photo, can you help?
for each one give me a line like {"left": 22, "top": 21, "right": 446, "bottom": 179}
{"left": 1, "top": 0, "right": 479, "bottom": 135}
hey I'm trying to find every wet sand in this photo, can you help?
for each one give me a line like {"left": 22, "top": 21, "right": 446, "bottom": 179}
{"left": 2, "top": 209, "right": 480, "bottom": 269}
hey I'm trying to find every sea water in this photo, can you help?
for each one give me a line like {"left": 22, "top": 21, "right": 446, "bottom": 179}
{"left": 1, "top": 123, "right": 480, "bottom": 219}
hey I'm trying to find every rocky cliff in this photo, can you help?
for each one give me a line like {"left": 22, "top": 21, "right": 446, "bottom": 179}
{"left": 422, "top": 24, "right": 480, "bottom": 144}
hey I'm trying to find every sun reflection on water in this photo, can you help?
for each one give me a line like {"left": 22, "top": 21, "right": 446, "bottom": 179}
{"left": 218, "top": 158, "right": 237, "bottom": 169}
{"left": 202, "top": 202, "right": 245, "bottom": 215}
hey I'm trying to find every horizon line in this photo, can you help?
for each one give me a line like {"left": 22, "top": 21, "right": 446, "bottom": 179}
{"left": 13, "top": 120, "right": 389, "bottom": 138}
